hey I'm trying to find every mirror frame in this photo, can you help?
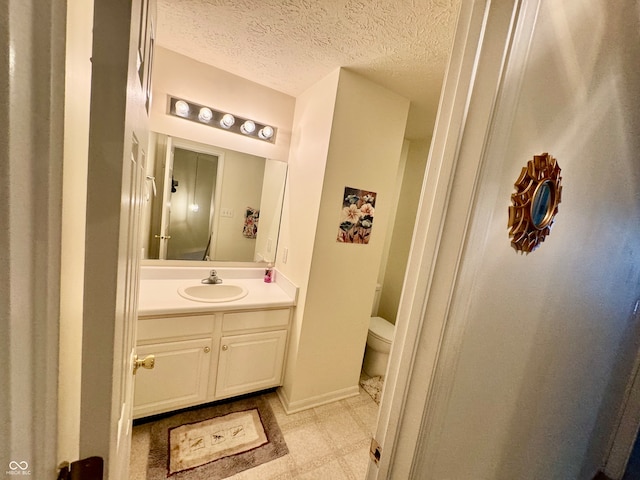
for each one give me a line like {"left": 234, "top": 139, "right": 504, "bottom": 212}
{"left": 508, "top": 152, "right": 562, "bottom": 254}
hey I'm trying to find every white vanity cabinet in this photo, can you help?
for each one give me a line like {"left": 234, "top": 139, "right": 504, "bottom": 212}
{"left": 133, "top": 307, "right": 291, "bottom": 418}
{"left": 134, "top": 338, "right": 213, "bottom": 417}
{"left": 215, "top": 309, "right": 290, "bottom": 399}
{"left": 133, "top": 314, "right": 215, "bottom": 418}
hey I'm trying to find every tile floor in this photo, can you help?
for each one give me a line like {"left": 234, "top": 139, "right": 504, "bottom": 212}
{"left": 129, "top": 379, "right": 380, "bottom": 479}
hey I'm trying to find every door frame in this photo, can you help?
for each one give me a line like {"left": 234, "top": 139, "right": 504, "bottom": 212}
{"left": 1, "top": 1, "right": 66, "bottom": 477}
{"left": 166, "top": 136, "right": 226, "bottom": 261}
{"left": 157, "top": 135, "right": 173, "bottom": 259}
{"left": 604, "top": 323, "right": 640, "bottom": 479}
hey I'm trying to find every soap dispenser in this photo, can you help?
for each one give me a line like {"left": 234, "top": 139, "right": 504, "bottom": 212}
{"left": 264, "top": 263, "right": 274, "bottom": 283}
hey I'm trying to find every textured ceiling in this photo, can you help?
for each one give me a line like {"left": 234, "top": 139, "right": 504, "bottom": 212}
{"left": 156, "top": 0, "right": 460, "bottom": 140}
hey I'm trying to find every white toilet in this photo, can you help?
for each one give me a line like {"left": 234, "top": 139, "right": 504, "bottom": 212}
{"left": 362, "top": 285, "right": 395, "bottom": 377}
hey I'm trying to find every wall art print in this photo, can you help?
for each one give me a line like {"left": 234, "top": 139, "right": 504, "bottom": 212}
{"left": 243, "top": 206, "right": 259, "bottom": 239}
{"left": 337, "top": 186, "right": 377, "bottom": 244}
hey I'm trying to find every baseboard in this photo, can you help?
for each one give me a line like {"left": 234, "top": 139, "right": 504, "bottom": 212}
{"left": 276, "top": 384, "right": 361, "bottom": 414}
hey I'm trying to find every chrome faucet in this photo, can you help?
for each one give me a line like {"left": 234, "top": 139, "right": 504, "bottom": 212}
{"left": 201, "top": 270, "right": 222, "bottom": 284}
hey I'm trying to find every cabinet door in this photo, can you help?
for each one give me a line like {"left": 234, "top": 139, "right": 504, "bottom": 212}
{"left": 133, "top": 338, "right": 212, "bottom": 418}
{"left": 216, "top": 330, "right": 287, "bottom": 399}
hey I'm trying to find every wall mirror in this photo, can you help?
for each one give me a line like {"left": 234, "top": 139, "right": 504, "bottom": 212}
{"left": 508, "top": 152, "right": 562, "bottom": 254}
{"left": 144, "top": 133, "right": 287, "bottom": 264}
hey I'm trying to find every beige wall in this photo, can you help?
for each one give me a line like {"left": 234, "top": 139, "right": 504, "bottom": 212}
{"left": 277, "top": 70, "right": 340, "bottom": 404}
{"left": 58, "top": 0, "right": 93, "bottom": 464}
{"left": 421, "top": 1, "right": 640, "bottom": 478}
{"left": 150, "top": 47, "right": 295, "bottom": 161}
{"left": 255, "top": 160, "right": 288, "bottom": 263}
{"left": 378, "top": 139, "right": 430, "bottom": 323}
{"left": 377, "top": 140, "right": 410, "bottom": 302}
{"left": 214, "top": 150, "right": 265, "bottom": 261}
{"left": 279, "top": 69, "right": 409, "bottom": 410}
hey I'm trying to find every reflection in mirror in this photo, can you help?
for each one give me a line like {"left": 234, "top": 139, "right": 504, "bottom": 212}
{"left": 168, "top": 147, "right": 218, "bottom": 259}
{"left": 531, "top": 180, "right": 552, "bottom": 229}
{"left": 143, "top": 133, "right": 287, "bottom": 263}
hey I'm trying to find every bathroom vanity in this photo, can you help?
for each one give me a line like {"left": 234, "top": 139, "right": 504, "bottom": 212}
{"left": 133, "top": 266, "right": 297, "bottom": 419}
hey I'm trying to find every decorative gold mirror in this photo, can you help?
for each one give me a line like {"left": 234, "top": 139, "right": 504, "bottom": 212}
{"left": 508, "top": 153, "right": 562, "bottom": 253}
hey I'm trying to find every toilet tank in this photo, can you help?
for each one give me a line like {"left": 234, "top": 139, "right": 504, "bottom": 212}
{"left": 372, "top": 284, "right": 382, "bottom": 316}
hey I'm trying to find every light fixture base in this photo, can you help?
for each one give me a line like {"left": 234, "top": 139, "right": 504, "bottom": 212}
{"left": 167, "top": 96, "right": 277, "bottom": 143}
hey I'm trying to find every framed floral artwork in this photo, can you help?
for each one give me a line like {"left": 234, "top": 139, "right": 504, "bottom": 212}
{"left": 337, "top": 186, "right": 377, "bottom": 244}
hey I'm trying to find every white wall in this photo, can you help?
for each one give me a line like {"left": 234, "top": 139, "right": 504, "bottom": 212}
{"left": 150, "top": 47, "right": 295, "bottom": 162}
{"left": 279, "top": 69, "right": 409, "bottom": 410}
{"left": 417, "top": 1, "right": 640, "bottom": 478}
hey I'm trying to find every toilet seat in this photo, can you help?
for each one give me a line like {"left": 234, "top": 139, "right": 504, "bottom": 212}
{"left": 369, "top": 316, "right": 394, "bottom": 342}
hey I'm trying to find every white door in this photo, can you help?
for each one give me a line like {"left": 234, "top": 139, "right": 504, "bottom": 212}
{"left": 369, "top": 1, "right": 529, "bottom": 478}
{"left": 79, "top": 0, "right": 155, "bottom": 478}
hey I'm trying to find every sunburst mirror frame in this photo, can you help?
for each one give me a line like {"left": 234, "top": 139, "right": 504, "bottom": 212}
{"left": 508, "top": 153, "right": 562, "bottom": 254}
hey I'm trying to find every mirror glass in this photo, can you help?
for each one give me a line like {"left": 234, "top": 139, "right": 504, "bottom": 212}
{"left": 144, "top": 133, "right": 287, "bottom": 263}
{"left": 531, "top": 179, "right": 553, "bottom": 229}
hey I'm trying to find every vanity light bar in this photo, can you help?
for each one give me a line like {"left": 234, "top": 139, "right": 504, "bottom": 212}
{"left": 168, "top": 96, "right": 277, "bottom": 143}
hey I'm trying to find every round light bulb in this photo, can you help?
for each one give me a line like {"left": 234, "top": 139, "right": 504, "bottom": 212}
{"left": 240, "top": 120, "right": 256, "bottom": 134}
{"left": 174, "top": 100, "right": 190, "bottom": 117}
{"left": 219, "top": 113, "right": 235, "bottom": 129}
{"left": 258, "top": 125, "right": 274, "bottom": 140}
{"left": 190, "top": 203, "right": 200, "bottom": 212}
{"left": 198, "top": 107, "right": 213, "bottom": 122}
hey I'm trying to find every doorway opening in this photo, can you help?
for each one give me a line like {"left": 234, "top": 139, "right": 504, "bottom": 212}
{"left": 166, "top": 148, "right": 219, "bottom": 260}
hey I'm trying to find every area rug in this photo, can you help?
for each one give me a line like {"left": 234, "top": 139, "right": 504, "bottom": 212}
{"left": 145, "top": 395, "right": 288, "bottom": 479}
{"left": 360, "top": 376, "right": 383, "bottom": 404}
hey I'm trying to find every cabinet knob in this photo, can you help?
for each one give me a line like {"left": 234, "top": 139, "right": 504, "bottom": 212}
{"left": 222, "top": 345, "right": 228, "bottom": 351}
{"left": 133, "top": 354, "right": 155, "bottom": 374}
{"left": 204, "top": 346, "right": 211, "bottom": 353}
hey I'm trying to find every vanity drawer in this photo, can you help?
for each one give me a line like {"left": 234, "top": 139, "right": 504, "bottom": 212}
{"left": 222, "top": 309, "right": 290, "bottom": 332}
{"left": 137, "top": 314, "right": 215, "bottom": 342}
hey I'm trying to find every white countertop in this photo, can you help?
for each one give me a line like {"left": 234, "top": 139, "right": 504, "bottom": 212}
{"left": 137, "top": 266, "right": 298, "bottom": 317}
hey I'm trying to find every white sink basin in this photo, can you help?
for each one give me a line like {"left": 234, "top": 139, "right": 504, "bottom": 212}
{"left": 177, "top": 284, "right": 248, "bottom": 303}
